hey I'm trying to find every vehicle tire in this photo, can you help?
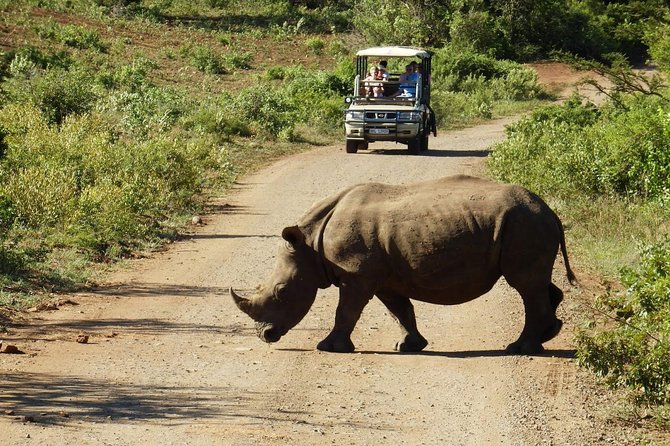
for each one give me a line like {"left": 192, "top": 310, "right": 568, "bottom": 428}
{"left": 360, "top": 141, "right": 369, "bottom": 151}
{"left": 345, "top": 140, "right": 359, "bottom": 154}
{"left": 407, "top": 137, "right": 420, "bottom": 155}
{"left": 421, "top": 135, "right": 429, "bottom": 151}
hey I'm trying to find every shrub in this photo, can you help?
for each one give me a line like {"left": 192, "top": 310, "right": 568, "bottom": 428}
{"left": 433, "top": 46, "right": 512, "bottom": 89}
{"left": 0, "top": 194, "right": 15, "bottom": 239}
{"left": 183, "top": 99, "right": 252, "bottom": 140}
{"left": 306, "top": 37, "right": 326, "bottom": 55}
{"left": 449, "top": 10, "right": 507, "bottom": 58}
{"left": 4, "top": 46, "right": 73, "bottom": 74}
{"left": 3, "top": 66, "right": 97, "bottom": 125}
{"left": 35, "top": 21, "right": 107, "bottom": 52}
{"left": 101, "top": 84, "right": 185, "bottom": 136}
{"left": 97, "top": 58, "right": 158, "bottom": 91}
{"left": 352, "top": 0, "right": 427, "bottom": 46}
{"left": 233, "top": 85, "right": 296, "bottom": 137}
{"left": 352, "top": 0, "right": 449, "bottom": 46}
{"left": 190, "top": 46, "right": 227, "bottom": 74}
{"left": 224, "top": 50, "right": 252, "bottom": 70}
{"left": 577, "top": 238, "right": 670, "bottom": 405}
{"left": 489, "top": 94, "right": 670, "bottom": 201}
{"left": 0, "top": 101, "right": 223, "bottom": 259}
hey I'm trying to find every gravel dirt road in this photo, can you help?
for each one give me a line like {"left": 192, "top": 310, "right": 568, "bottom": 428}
{"left": 0, "top": 68, "right": 654, "bottom": 445}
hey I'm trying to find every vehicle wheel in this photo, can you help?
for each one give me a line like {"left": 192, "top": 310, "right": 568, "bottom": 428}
{"left": 421, "top": 135, "right": 429, "bottom": 151}
{"left": 359, "top": 141, "right": 369, "bottom": 151}
{"left": 407, "top": 137, "right": 420, "bottom": 155}
{"left": 345, "top": 140, "right": 358, "bottom": 154}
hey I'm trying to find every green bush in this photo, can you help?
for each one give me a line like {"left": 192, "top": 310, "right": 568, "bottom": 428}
{"left": 0, "top": 101, "right": 227, "bottom": 260}
{"left": 577, "top": 238, "right": 670, "bottom": 405}
{"left": 306, "top": 37, "right": 326, "bottom": 55}
{"left": 102, "top": 84, "right": 185, "bottom": 136}
{"left": 432, "top": 47, "right": 546, "bottom": 101}
{"left": 4, "top": 46, "right": 73, "bottom": 74}
{"left": 183, "top": 99, "right": 252, "bottom": 140}
{"left": 224, "top": 50, "right": 252, "bottom": 70}
{"left": 352, "top": 0, "right": 428, "bottom": 46}
{"left": 0, "top": 194, "right": 15, "bottom": 238}
{"left": 449, "top": 10, "right": 507, "bottom": 58}
{"left": 3, "top": 66, "right": 97, "bottom": 125}
{"left": 429, "top": 47, "right": 546, "bottom": 128}
{"left": 97, "top": 58, "right": 158, "bottom": 91}
{"left": 190, "top": 45, "right": 227, "bottom": 74}
{"left": 35, "top": 21, "right": 107, "bottom": 52}
{"left": 489, "top": 94, "right": 670, "bottom": 201}
{"left": 234, "top": 66, "right": 347, "bottom": 138}
{"left": 233, "top": 85, "right": 296, "bottom": 137}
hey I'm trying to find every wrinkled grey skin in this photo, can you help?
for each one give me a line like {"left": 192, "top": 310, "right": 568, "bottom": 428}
{"left": 231, "top": 175, "right": 576, "bottom": 355}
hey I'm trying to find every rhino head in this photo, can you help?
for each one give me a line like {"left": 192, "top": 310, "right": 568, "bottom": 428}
{"left": 231, "top": 226, "right": 326, "bottom": 344}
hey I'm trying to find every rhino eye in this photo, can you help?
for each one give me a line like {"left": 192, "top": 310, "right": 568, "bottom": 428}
{"left": 274, "top": 284, "right": 288, "bottom": 299}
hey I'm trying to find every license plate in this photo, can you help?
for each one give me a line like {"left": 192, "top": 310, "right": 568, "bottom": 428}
{"left": 370, "top": 128, "right": 389, "bottom": 135}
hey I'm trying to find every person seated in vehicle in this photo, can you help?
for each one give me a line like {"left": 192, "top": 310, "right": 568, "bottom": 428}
{"left": 363, "top": 66, "right": 385, "bottom": 97}
{"left": 377, "top": 60, "right": 390, "bottom": 80}
{"left": 395, "top": 63, "right": 420, "bottom": 97}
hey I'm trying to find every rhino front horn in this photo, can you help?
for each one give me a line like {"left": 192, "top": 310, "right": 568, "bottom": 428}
{"left": 230, "top": 287, "right": 254, "bottom": 316}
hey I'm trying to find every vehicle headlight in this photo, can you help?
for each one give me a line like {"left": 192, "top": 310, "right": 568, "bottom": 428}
{"left": 345, "top": 110, "right": 364, "bottom": 121}
{"left": 397, "top": 111, "right": 420, "bottom": 122}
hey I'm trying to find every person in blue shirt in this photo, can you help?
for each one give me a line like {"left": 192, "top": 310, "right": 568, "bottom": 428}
{"left": 396, "top": 63, "right": 420, "bottom": 97}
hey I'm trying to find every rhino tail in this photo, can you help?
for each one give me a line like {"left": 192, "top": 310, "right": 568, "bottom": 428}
{"left": 555, "top": 212, "right": 577, "bottom": 286}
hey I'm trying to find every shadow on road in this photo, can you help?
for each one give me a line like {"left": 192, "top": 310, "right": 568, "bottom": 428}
{"left": 0, "top": 372, "right": 274, "bottom": 425}
{"left": 364, "top": 148, "right": 491, "bottom": 157}
{"left": 347, "top": 348, "right": 576, "bottom": 359}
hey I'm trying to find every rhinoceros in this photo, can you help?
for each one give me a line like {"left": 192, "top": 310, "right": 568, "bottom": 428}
{"left": 231, "top": 175, "right": 576, "bottom": 355}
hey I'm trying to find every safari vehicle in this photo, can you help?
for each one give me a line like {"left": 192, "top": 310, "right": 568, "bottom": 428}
{"left": 344, "top": 46, "right": 436, "bottom": 154}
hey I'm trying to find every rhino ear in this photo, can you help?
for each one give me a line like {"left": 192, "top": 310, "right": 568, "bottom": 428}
{"left": 281, "top": 226, "right": 305, "bottom": 248}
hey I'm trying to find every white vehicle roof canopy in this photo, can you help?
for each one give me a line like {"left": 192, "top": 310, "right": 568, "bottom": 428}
{"left": 356, "top": 46, "right": 430, "bottom": 58}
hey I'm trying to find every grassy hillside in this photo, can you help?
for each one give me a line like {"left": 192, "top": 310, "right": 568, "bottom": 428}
{"left": 0, "top": 1, "right": 357, "bottom": 307}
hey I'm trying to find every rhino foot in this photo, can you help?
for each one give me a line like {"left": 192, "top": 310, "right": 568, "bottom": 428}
{"left": 317, "top": 335, "right": 355, "bottom": 353}
{"left": 505, "top": 339, "right": 545, "bottom": 355}
{"left": 540, "top": 318, "right": 563, "bottom": 343}
{"left": 395, "top": 334, "right": 428, "bottom": 352}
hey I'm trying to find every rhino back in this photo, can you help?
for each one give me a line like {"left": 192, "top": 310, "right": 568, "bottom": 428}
{"left": 319, "top": 176, "right": 551, "bottom": 297}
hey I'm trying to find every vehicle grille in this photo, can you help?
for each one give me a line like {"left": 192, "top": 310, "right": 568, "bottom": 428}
{"left": 365, "top": 112, "right": 397, "bottom": 121}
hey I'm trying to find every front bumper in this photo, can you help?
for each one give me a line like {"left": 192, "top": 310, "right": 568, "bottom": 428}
{"left": 345, "top": 121, "right": 420, "bottom": 141}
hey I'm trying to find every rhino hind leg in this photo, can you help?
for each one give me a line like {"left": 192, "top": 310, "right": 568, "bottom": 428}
{"left": 376, "top": 291, "right": 428, "bottom": 352}
{"left": 548, "top": 283, "right": 564, "bottom": 312}
{"left": 505, "top": 282, "right": 562, "bottom": 355}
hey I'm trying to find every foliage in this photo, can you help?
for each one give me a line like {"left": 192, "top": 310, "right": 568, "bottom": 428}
{"left": 305, "top": 37, "right": 326, "bottom": 55}
{"left": 646, "top": 22, "right": 670, "bottom": 76}
{"left": 561, "top": 53, "right": 668, "bottom": 110}
{"left": 2, "top": 65, "right": 98, "bottom": 125}
{"left": 190, "top": 45, "right": 227, "bottom": 75}
{"left": 577, "top": 238, "right": 670, "bottom": 406}
{"left": 430, "top": 46, "right": 548, "bottom": 127}
{"left": 349, "top": 0, "right": 667, "bottom": 62}
{"left": 488, "top": 93, "right": 670, "bottom": 201}
{"left": 34, "top": 20, "right": 107, "bottom": 52}
{"left": 352, "top": 0, "right": 438, "bottom": 47}
{"left": 432, "top": 46, "right": 545, "bottom": 99}
{"left": 235, "top": 66, "right": 347, "bottom": 138}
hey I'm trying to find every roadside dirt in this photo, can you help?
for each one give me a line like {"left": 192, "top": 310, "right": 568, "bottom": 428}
{"left": 0, "top": 67, "right": 664, "bottom": 445}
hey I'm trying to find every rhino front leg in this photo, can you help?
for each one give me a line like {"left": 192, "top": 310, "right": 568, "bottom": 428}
{"left": 317, "top": 280, "right": 373, "bottom": 353}
{"left": 376, "top": 290, "right": 428, "bottom": 352}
